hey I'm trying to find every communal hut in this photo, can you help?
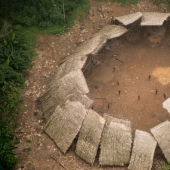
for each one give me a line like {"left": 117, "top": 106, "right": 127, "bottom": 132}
{"left": 38, "top": 12, "right": 170, "bottom": 169}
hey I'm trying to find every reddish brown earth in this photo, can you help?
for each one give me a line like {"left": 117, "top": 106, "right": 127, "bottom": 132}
{"left": 15, "top": 0, "right": 170, "bottom": 170}
{"left": 84, "top": 27, "right": 170, "bottom": 135}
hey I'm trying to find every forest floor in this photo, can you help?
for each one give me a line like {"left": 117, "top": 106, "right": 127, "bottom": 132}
{"left": 15, "top": 0, "right": 170, "bottom": 170}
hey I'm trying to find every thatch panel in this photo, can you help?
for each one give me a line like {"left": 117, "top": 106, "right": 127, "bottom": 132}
{"left": 38, "top": 70, "right": 90, "bottom": 121}
{"left": 73, "top": 34, "right": 108, "bottom": 56}
{"left": 92, "top": 25, "right": 128, "bottom": 39}
{"left": 41, "top": 90, "right": 91, "bottom": 122}
{"left": 45, "top": 100, "right": 87, "bottom": 154}
{"left": 66, "top": 91, "right": 93, "bottom": 109}
{"left": 163, "top": 98, "right": 170, "bottom": 114}
{"left": 141, "top": 12, "right": 170, "bottom": 26}
{"left": 115, "top": 12, "right": 142, "bottom": 26}
{"left": 128, "top": 130, "right": 157, "bottom": 170}
{"left": 99, "top": 114, "right": 132, "bottom": 166}
{"left": 50, "top": 53, "right": 88, "bottom": 84}
{"left": 151, "top": 120, "right": 170, "bottom": 162}
{"left": 75, "top": 109, "right": 105, "bottom": 165}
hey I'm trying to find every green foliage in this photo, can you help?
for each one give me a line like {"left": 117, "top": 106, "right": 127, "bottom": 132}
{"left": 26, "top": 139, "right": 32, "bottom": 143}
{"left": 159, "top": 161, "right": 170, "bottom": 170}
{"left": 0, "top": 1, "right": 91, "bottom": 169}
{"left": 34, "top": 111, "right": 39, "bottom": 116}
{"left": 0, "top": 65, "right": 24, "bottom": 86}
{"left": 0, "top": 141, "right": 17, "bottom": 170}
{"left": 155, "top": 0, "right": 170, "bottom": 9}
{"left": 0, "top": 0, "right": 90, "bottom": 34}
{"left": 0, "top": 28, "right": 34, "bottom": 73}
{"left": 115, "top": 0, "right": 139, "bottom": 5}
{"left": 0, "top": 21, "right": 35, "bottom": 170}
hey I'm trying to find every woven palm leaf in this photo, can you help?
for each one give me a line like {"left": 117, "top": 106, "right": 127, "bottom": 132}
{"left": 73, "top": 34, "right": 108, "bottom": 56}
{"left": 115, "top": 12, "right": 142, "bottom": 26}
{"left": 92, "top": 25, "right": 127, "bottom": 39}
{"left": 151, "top": 120, "right": 170, "bottom": 162}
{"left": 75, "top": 109, "right": 105, "bottom": 165}
{"left": 38, "top": 70, "right": 90, "bottom": 121}
{"left": 45, "top": 100, "right": 87, "bottom": 154}
{"left": 141, "top": 12, "right": 170, "bottom": 26}
{"left": 50, "top": 53, "right": 88, "bottom": 84}
{"left": 128, "top": 130, "right": 157, "bottom": 170}
{"left": 99, "top": 114, "right": 132, "bottom": 166}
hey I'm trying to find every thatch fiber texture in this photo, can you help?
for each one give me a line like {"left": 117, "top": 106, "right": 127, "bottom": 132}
{"left": 38, "top": 70, "right": 89, "bottom": 121}
{"left": 128, "top": 130, "right": 157, "bottom": 170}
{"left": 115, "top": 12, "right": 142, "bottom": 26}
{"left": 151, "top": 120, "right": 170, "bottom": 162}
{"left": 73, "top": 34, "right": 108, "bottom": 56}
{"left": 162, "top": 98, "right": 170, "bottom": 114}
{"left": 50, "top": 53, "right": 88, "bottom": 85}
{"left": 45, "top": 100, "right": 87, "bottom": 153}
{"left": 141, "top": 12, "right": 170, "bottom": 26}
{"left": 99, "top": 114, "right": 132, "bottom": 166}
{"left": 75, "top": 109, "right": 105, "bottom": 165}
{"left": 92, "top": 25, "right": 128, "bottom": 39}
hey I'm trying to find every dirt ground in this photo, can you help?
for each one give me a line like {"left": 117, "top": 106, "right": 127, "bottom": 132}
{"left": 84, "top": 27, "right": 170, "bottom": 134}
{"left": 15, "top": 0, "right": 170, "bottom": 170}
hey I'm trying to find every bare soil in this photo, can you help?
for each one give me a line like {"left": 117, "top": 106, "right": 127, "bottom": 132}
{"left": 15, "top": 1, "right": 170, "bottom": 170}
{"left": 84, "top": 26, "right": 170, "bottom": 134}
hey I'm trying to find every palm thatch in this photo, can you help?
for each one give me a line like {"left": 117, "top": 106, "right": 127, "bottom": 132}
{"left": 99, "top": 114, "right": 132, "bottom": 166}
{"left": 92, "top": 25, "right": 128, "bottom": 39}
{"left": 75, "top": 109, "right": 105, "bottom": 165}
{"left": 38, "top": 70, "right": 90, "bottom": 121}
{"left": 151, "top": 120, "right": 170, "bottom": 162}
{"left": 162, "top": 98, "right": 170, "bottom": 114}
{"left": 115, "top": 12, "right": 142, "bottom": 26}
{"left": 45, "top": 100, "right": 87, "bottom": 154}
{"left": 128, "top": 130, "right": 157, "bottom": 170}
{"left": 73, "top": 34, "right": 108, "bottom": 56}
{"left": 141, "top": 12, "right": 170, "bottom": 26}
{"left": 50, "top": 53, "right": 88, "bottom": 85}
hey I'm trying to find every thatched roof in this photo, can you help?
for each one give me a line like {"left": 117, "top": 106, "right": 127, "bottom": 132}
{"left": 99, "top": 114, "right": 132, "bottom": 166}
{"left": 128, "top": 130, "right": 157, "bottom": 170}
{"left": 50, "top": 53, "right": 88, "bottom": 84}
{"left": 151, "top": 120, "right": 170, "bottom": 162}
{"left": 92, "top": 25, "right": 128, "bottom": 39}
{"left": 115, "top": 12, "right": 142, "bottom": 26}
{"left": 75, "top": 109, "right": 105, "bottom": 165}
{"left": 162, "top": 98, "right": 170, "bottom": 114}
{"left": 141, "top": 12, "right": 170, "bottom": 26}
{"left": 45, "top": 100, "right": 87, "bottom": 154}
{"left": 39, "top": 12, "right": 170, "bottom": 167}
{"left": 73, "top": 34, "right": 108, "bottom": 56}
{"left": 38, "top": 70, "right": 90, "bottom": 121}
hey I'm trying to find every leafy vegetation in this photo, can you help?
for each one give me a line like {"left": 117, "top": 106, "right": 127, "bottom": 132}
{"left": 0, "top": 0, "right": 90, "bottom": 34}
{"left": 0, "top": 1, "right": 90, "bottom": 169}
{"left": 113, "top": 0, "right": 138, "bottom": 5}
{"left": 159, "top": 161, "right": 170, "bottom": 170}
{"left": 0, "top": 21, "right": 35, "bottom": 170}
{"left": 155, "top": 0, "right": 170, "bottom": 9}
